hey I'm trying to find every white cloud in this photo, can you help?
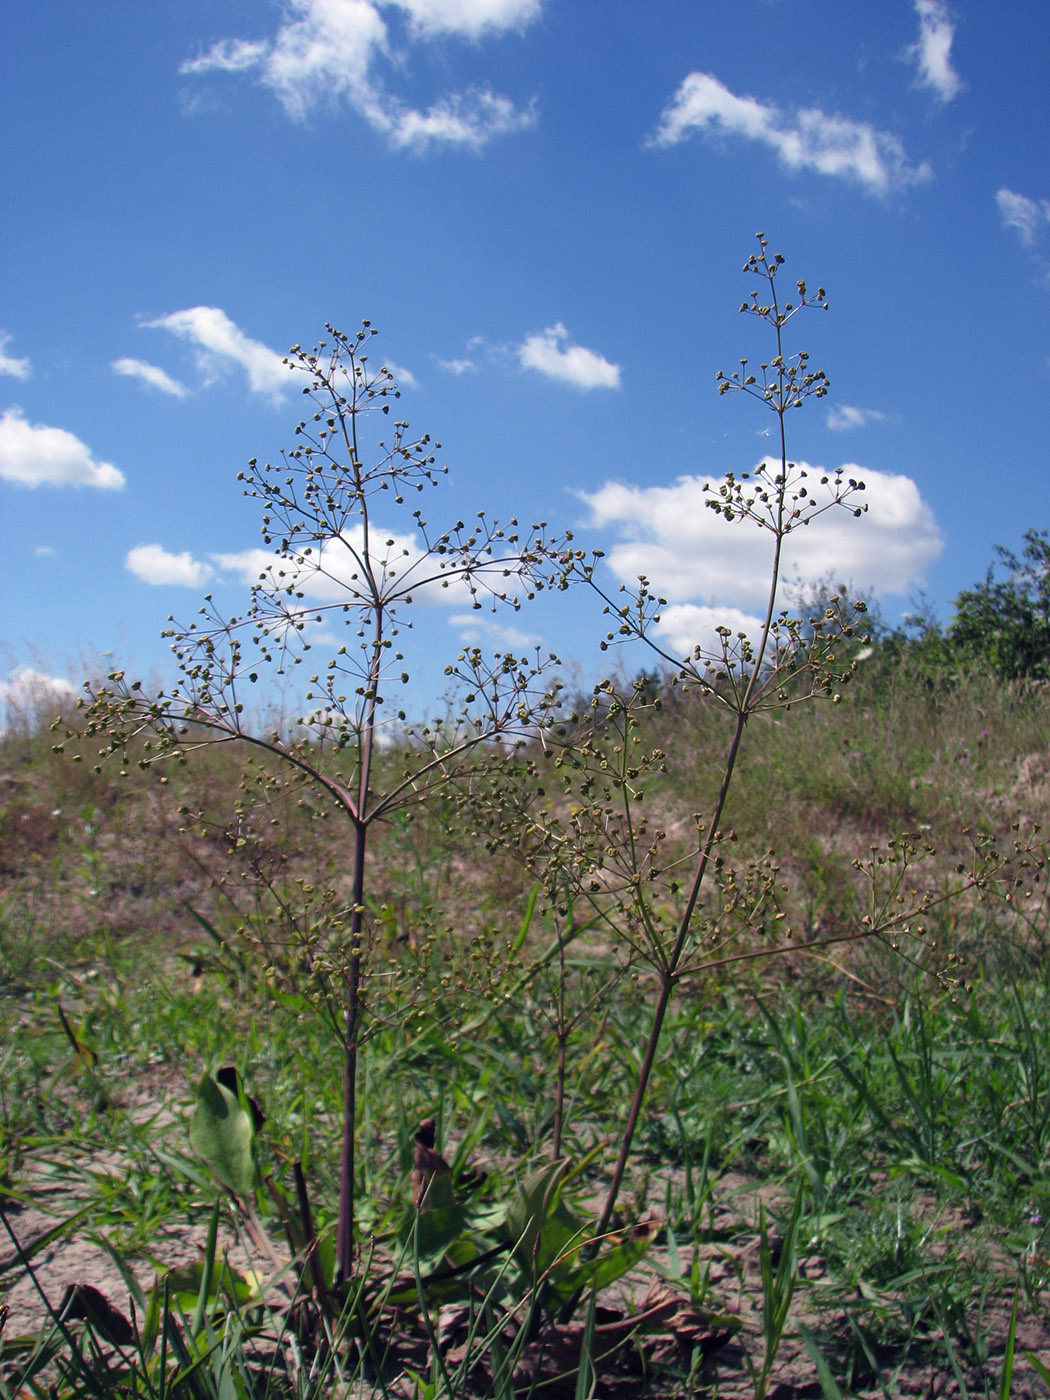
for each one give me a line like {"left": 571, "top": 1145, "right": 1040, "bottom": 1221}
{"left": 518, "top": 323, "right": 621, "bottom": 390}
{"left": 0, "top": 667, "right": 78, "bottom": 732}
{"left": 144, "top": 307, "right": 291, "bottom": 399}
{"left": 212, "top": 530, "right": 422, "bottom": 602}
{"left": 126, "top": 544, "right": 214, "bottom": 588}
{"left": 653, "top": 603, "right": 766, "bottom": 661}
{"left": 448, "top": 611, "right": 542, "bottom": 650}
{"left": 35, "top": 544, "right": 55, "bottom": 557}
{"left": 111, "top": 357, "right": 189, "bottom": 398}
{"left": 123, "top": 532, "right": 445, "bottom": 599}
{"left": 211, "top": 522, "right": 525, "bottom": 613}
{"left": 383, "top": 358, "right": 418, "bottom": 388}
{"left": 996, "top": 188, "right": 1050, "bottom": 249}
{"left": 0, "top": 408, "right": 125, "bottom": 490}
{"left": 180, "top": 0, "right": 538, "bottom": 151}
{"left": 180, "top": 38, "right": 270, "bottom": 73}
{"left": 437, "top": 356, "right": 477, "bottom": 374}
{"left": 906, "top": 1, "right": 963, "bottom": 104}
{"left": 380, "top": 88, "right": 534, "bottom": 151}
{"left": 218, "top": 526, "right": 508, "bottom": 607}
{"left": 0, "top": 331, "right": 31, "bottom": 380}
{"left": 650, "top": 71, "right": 930, "bottom": 195}
{"left": 392, "top": 0, "right": 540, "bottom": 39}
{"left": 826, "top": 404, "right": 887, "bottom": 432}
{"left": 577, "top": 460, "right": 942, "bottom": 655}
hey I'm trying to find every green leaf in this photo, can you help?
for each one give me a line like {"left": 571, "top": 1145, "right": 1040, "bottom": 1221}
{"left": 552, "top": 1218, "right": 658, "bottom": 1302}
{"left": 797, "top": 1323, "right": 845, "bottom": 1400}
{"left": 501, "top": 1160, "right": 578, "bottom": 1280}
{"left": 163, "top": 1256, "right": 259, "bottom": 1315}
{"left": 404, "top": 1203, "right": 474, "bottom": 1274}
{"left": 189, "top": 1072, "right": 255, "bottom": 1199}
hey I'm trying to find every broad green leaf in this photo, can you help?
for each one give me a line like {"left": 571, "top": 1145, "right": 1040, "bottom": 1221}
{"left": 403, "top": 1203, "right": 473, "bottom": 1274}
{"left": 189, "top": 1072, "right": 255, "bottom": 1199}
{"left": 500, "top": 1159, "right": 575, "bottom": 1276}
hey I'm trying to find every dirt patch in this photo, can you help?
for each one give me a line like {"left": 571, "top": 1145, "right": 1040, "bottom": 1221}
{"left": 5, "top": 1151, "right": 1049, "bottom": 1397}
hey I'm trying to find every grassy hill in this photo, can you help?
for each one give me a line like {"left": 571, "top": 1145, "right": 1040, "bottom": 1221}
{"left": 1, "top": 653, "right": 1049, "bottom": 1396}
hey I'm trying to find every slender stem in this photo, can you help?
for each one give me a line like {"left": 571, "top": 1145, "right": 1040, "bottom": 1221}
{"left": 589, "top": 253, "right": 798, "bottom": 1258}
{"left": 336, "top": 815, "right": 367, "bottom": 1285}
{"left": 553, "top": 935, "right": 567, "bottom": 1162}
{"left": 590, "top": 704, "right": 748, "bottom": 1251}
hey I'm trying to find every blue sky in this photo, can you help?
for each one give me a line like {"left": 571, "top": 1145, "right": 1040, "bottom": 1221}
{"left": 2, "top": 0, "right": 1048, "bottom": 721}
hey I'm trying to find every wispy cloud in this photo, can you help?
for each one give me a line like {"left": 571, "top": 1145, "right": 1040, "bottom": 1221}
{"left": 112, "top": 357, "right": 189, "bottom": 398}
{"left": 180, "top": 0, "right": 539, "bottom": 152}
{"left": 126, "top": 544, "right": 214, "bottom": 588}
{"left": 144, "top": 307, "right": 291, "bottom": 400}
{"left": 996, "top": 188, "right": 1050, "bottom": 249}
{"left": 182, "top": 38, "right": 269, "bottom": 73}
{"left": 0, "top": 408, "right": 125, "bottom": 490}
{"left": 906, "top": 0, "right": 963, "bottom": 104}
{"left": 650, "top": 71, "right": 931, "bottom": 195}
{"left": 576, "top": 460, "right": 942, "bottom": 655}
{"left": 517, "top": 323, "right": 620, "bottom": 389}
{"left": 0, "top": 331, "right": 31, "bottom": 380}
{"left": 380, "top": 89, "right": 534, "bottom": 151}
{"left": 826, "top": 404, "right": 888, "bottom": 432}
{"left": 436, "top": 356, "right": 477, "bottom": 374}
{"left": 383, "top": 358, "right": 418, "bottom": 389}
{"left": 448, "top": 611, "right": 542, "bottom": 651}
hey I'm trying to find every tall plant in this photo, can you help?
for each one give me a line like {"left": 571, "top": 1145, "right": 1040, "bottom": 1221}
{"left": 507, "top": 235, "right": 879, "bottom": 1246}
{"left": 526, "top": 237, "right": 1012, "bottom": 1261}
{"left": 75, "top": 325, "right": 564, "bottom": 1285}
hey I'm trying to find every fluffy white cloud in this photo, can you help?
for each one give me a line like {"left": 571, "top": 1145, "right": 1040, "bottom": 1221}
{"left": 126, "top": 544, "right": 214, "bottom": 588}
{"left": 650, "top": 72, "right": 930, "bottom": 195}
{"left": 181, "top": 0, "right": 538, "bottom": 151}
{"left": 393, "top": 0, "right": 540, "bottom": 38}
{"left": 212, "top": 529, "right": 423, "bottom": 602}
{"left": 0, "top": 408, "right": 125, "bottom": 489}
{"left": 145, "top": 307, "right": 291, "bottom": 399}
{"left": 139, "top": 522, "right": 522, "bottom": 616}
{"left": 437, "top": 356, "right": 477, "bottom": 374}
{"left": 577, "top": 460, "right": 942, "bottom": 655}
{"left": 0, "top": 331, "right": 30, "bottom": 380}
{"left": 906, "top": 0, "right": 963, "bottom": 103}
{"left": 826, "top": 404, "right": 887, "bottom": 432}
{"left": 996, "top": 188, "right": 1050, "bottom": 249}
{"left": 213, "top": 527, "right": 495, "bottom": 609}
{"left": 0, "top": 667, "right": 78, "bottom": 732}
{"left": 254, "top": 530, "right": 524, "bottom": 609}
{"left": 111, "top": 357, "right": 189, "bottom": 397}
{"left": 652, "top": 603, "right": 766, "bottom": 661}
{"left": 518, "top": 323, "right": 621, "bottom": 389}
